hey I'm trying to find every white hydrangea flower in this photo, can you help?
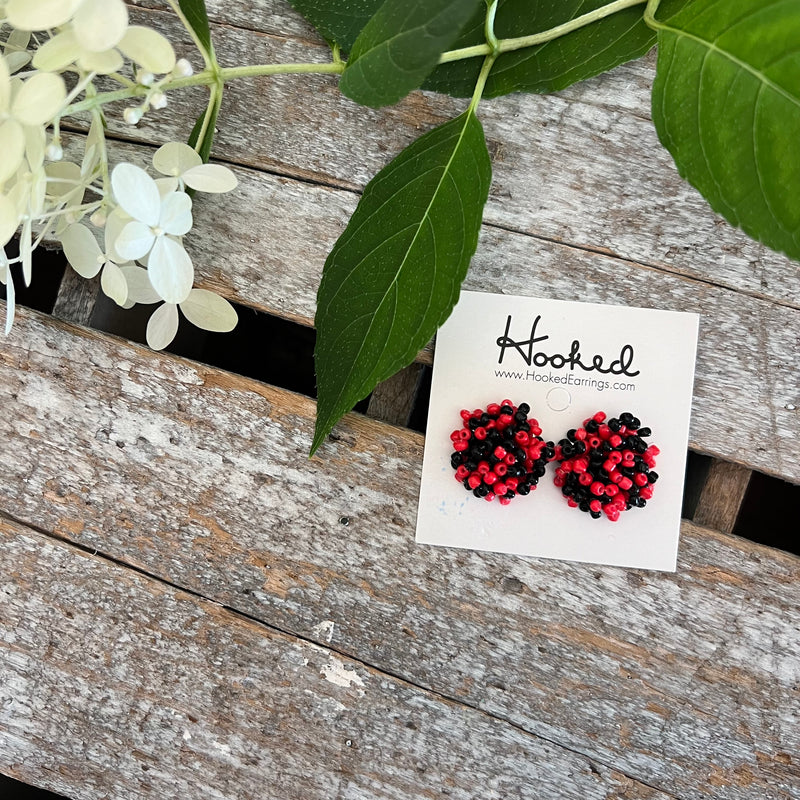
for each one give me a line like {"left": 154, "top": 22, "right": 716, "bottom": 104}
{"left": 33, "top": 3, "right": 175, "bottom": 77}
{"left": 58, "top": 210, "right": 132, "bottom": 306}
{"left": 111, "top": 163, "right": 194, "bottom": 304}
{"left": 2, "top": 28, "right": 32, "bottom": 74}
{"left": 146, "top": 289, "right": 238, "bottom": 351}
{"left": 0, "top": 245, "right": 15, "bottom": 335}
{"left": 0, "top": 55, "right": 66, "bottom": 185}
{"left": 152, "top": 142, "right": 239, "bottom": 194}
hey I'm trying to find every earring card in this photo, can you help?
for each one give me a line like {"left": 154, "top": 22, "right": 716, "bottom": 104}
{"left": 415, "top": 291, "right": 700, "bottom": 571}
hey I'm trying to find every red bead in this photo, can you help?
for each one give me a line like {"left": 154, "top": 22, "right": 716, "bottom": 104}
{"left": 486, "top": 403, "right": 500, "bottom": 415}
{"left": 494, "top": 482, "right": 508, "bottom": 496}
{"left": 501, "top": 399, "right": 514, "bottom": 409}
{"left": 574, "top": 428, "right": 587, "bottom": 441}
{"left": 598, "top": 424, "right": 611, "bottom": 439}
{"left": 573, "top": 458, "right": 588, "bottom": 474}
{"left": 495, "top": 463, "right": 508, "bottom": 477}
{"left": 467, "top": 474, "right": 482, "bottom": 490}
{"left": 609, "top": 434, "right": 623, "bottom": 448}
{"left": 498, "top": 413, "right": 513, "bottom": 426}
{"left": 485, "top": 492, "right": 495, "bottom": 502}
{"left": 604, "top": 507, "right": 621, "bottom": 522}
{"left": 453, "top": 440, "right": 468, "bottom": 452}
{"left": 646, "top": 445, "right": 661, "bottom": 458}
{"left": 459, "top": 409, "right": 471, "bottom": 421}
{"left": 530, "top": 425, "right": 542, "bottom": 436}
{"left": 554, "top": 474, "right": 565, "bottom": 488}
{"left": 477, "top": 461, "right": 490, "bottom": 475}
{"left": 450, "top": 430, "right": 462, "bottom": 442}
{"left": 484, "top": 471, "right": 498, "bottom": 485}
{"left": 608, "top": 451, "right": 623, "bottom": 464}
{"left": 603, "top": 460, "right": 617, "bottom": 473}
{"left": 590, "top": 481, "right": 605, "bottom": 496}
{"left": 579, "top": 473, "right": 593, "bottom": 486}
{"left": 618, "top": 477, "right": 633, "bottom": 491}
{"left": 455, "top": 465, "right": 469, "bottom": 480}
{"left": 593, "top": 411, "right": 607, "bottom": 423}
{"left": 640, "top": 486, "right": 654, "bottom": 500}
{"left": 504, "top": 453, "right": 516, "bottom": 466}
{"left": 589, "top": 499, "right": 602, "bottom": 513}
{"left": 505, "top": 478, "right": 519, "bottom": 491}
{"left": 474, "top": 426, "right": 487, "bottom": 440}
{"left": 515, "top": 431, "right": 530, "bottom": 446}
{"left": 493, "top": 446, "right": 507, "bottom": 460}
{"left": 458, "top": 429, "right": 471, "bottom": 440}
{"left": 634, "top": 473, "right": 648, "bottom": 487}
{"left": 498, "top": 495, "right": 512, "bottom": 506}
{"left": 605, "top": 484, "right": 619, "bottom": 497}
{"left": 567, "top": 498, "right": 579, "bottom": 508}
{"left": 588, "top": 436, "right": 601, "bottom": 449}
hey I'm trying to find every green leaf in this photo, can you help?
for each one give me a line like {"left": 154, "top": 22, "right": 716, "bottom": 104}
{"left": 425, "top": 0, "right": 690, "bottom": 98}
{"left": 651, "top": 0, "right": 800, "bottom": 262}
{"left": 286, "top": 0, "right": 384, "bottom": 51}
{"left": 313, "top": 110, "right": 492, "bottom": 453}
{"left": 178, "top": 0, "right": 213, "bottom": 56}
{"left": 339, "top": 0, "right": 481, "bottom": 107}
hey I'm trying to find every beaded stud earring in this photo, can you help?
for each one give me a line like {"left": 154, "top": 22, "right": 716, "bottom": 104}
{"left": 553, "top": 411, "right": 659, "bottom": 521}
{"left": 450, "top": 400, "right": 555, "bottom": 505}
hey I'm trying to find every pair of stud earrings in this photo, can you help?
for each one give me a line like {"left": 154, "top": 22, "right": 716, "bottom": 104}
{"left": 449, "top": 400, "right": 660, "bottom": 521}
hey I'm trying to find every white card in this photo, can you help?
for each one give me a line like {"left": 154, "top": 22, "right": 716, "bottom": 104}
{"left": 416, "top": 291, "right": 700, "bottom": 571}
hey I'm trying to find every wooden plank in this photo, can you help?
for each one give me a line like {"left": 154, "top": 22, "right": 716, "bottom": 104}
{"left": 366, "top": 364, "right": 424, "bottom": 427}
{"left": 0, "top": 307, "right": 797, "bottom": 799}
{"left": 105, "top": 4, "right": 800, "bottom": 308}
{"left": 57, "top": 134, "right": 800, "bottom": 481}
{"left": 693, "top": 460, "right": 752, "bottom": 534}
{"left": 0, "top": 515, "right": 670, "bottom": 800}
{"left": 51, "top": 264, "right": 101, "bottom": 326}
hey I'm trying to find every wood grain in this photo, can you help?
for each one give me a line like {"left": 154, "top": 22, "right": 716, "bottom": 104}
{"left": 692, "top": 461, "right": 752, "bottom": 534}
{"left": 366, "top": 364, "right": 425, "bottom": 427}
{"left": 56, "top": 135, "right": 800, "bottom": 482}
{"left": 108, "top": 3, "right": 800, "bottom": 308}
{"left": 1, "top": 515, "right": 671, "bottom": 800}
{"left": 1, "top": 307, "right": 797, "bottom": 799}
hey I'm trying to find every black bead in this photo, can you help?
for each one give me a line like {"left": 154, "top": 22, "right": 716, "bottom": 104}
{"left": 648, "top": 472, "right": 659, "bottom": 483}
{"left": 585, "top": 420, "right": 599, "bottom": 433}
{"left": 608, "top": 418, "right": 621, "bottom": 432}
{"left": 518, "top": 402, "right": 530, "bottom": 415}
{"left": 637, "top": 427, "right": 651, "bottom": 437}
{"left": 450, "top": 453, "right": 462, "bottom": 468}
{"left": 590, "top": 511, "right": 602, "bottom": 519}
{"left": 567, "top": 428, "right": 577, "bottom": 441}
{"left": 516, "top": 483, "right": 530, "bottom": 496}
{"left": 500, "top": 405, "right": 513, "bottom": 415}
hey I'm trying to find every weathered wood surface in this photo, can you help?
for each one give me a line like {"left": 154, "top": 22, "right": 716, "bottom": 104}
{"left": 1, "top": 307, "right": 798, "bottom": 800}
{"left": 56, "top": 133, "right": 800, "bottom": 482}
{"left": 693, "top": 461, "right": 752, "bottom": 534}
{"left": 1, "top": 515, "right": 673, "bottom": 800}
{"left": 115, "top": 1, "right": 800, "bottom": 308}
{"left": 366, "top": 364, "right": 425, "bottom": 427}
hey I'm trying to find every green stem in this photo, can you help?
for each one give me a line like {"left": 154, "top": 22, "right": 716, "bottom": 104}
{"left": 194, "top": 82, "right": 222, "bottom": 155}
{"left": 484, "top": 0, "right": 500, "bottom": 55}
{"left": 643, "top": 0, "right": 664, "bottom": 29}
{"left": 218, "top": 62, "right": 345, "bottom": 80}
{"left": 166, "top": 0, "right": 213, "bottom": 69}
{"left": 468, "top": 54, "right": 496, "bottom": 115}
{"left": 440, "top": 0, "right": 648, "bottom": 64}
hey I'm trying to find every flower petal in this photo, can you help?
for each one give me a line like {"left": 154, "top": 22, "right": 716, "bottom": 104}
{"left": 46, "top": 161, "right": 82, "bottom": 198}
{"left": 111, "top": 163, "right": 160, "bottom": 225}
{"left": 153, "top": 142, "right": 202, "bottom": 177}
{"left": 77, "top": 47, "right": 124, "bottom": 75}
{"left": 154, "top": 176, "right": 179, "bottom": 196}
{"left": 182, "top": 164, "right": 239, "bottom": 194}
{"left": 146, "top": 302, "right": 179, "bottom": 350}
{"left": 147, "top": 235, "right": 193, "bottom": 304}
{"left": 120, "top": 265, "right": 161, "bottom": 304}
{"left": 59, "top": 223, "right": 103, "bottom": 278}
{"left": 12, "top": 72, "right": 66, "bottom": 126}
{"left": 118, "top": 26, "right": 176, "bottom": 74}
{"left": 73, "top": 0, "right": 128, "bottom": 52}
{"left": 1, "top": 251, "right": 15, "bottom": 335}
{"left": 32, "top": 30, "right": 81, "bottom": 72}
{"left": 159, "top": 191, "right": 192, "bottom": 236}
{"left": 0, "top": 194, "right": 19, "bottom": 247}
{"left": 104, "top": 206, "right": 129, "bottom": 261}
{"left": 114, "top": 220, "right": 154, "bottom": 261}
{"left": 0, "top": 119, "right": 25, "bottom": 184}
{"left": 100, "top": 260, "right": 128, "bottom": 306}
{"left": 5, "top": 0, "right": 83, "bottom": 31}
{"left": 180, "top": 289, "right": 238, "bottom": 333}
{"left": 5, "top": 51, "right": 32, "bottom": 74}
{"left": 25, "top": 123, "right": 46, "bottom": 170}
{"left": 0, "top": 57, "right": 9, "bottom": 113}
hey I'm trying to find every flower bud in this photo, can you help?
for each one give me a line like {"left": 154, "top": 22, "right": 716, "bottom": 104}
{"left": 45, "top": 142, "right": 63, "bottom": 161}
{"left": 136, "top": 69, "right": 155, "bottom": 86}
{"left": 174, "top": 58, "right": 193, "bottom": 78}
{"left": 90, "top": 210, "right": 107, "bottom": 228}
{"left": 123, "top": 106, "right": 143, "bottom": 125}
{"left": 150, "top": 91, "right": 167, "bottom": 110}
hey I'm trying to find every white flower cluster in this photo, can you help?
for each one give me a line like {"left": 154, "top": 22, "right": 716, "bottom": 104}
{"left": 60, "top": 142, "right": 239, "bottom": 349}
{"left": 0, "top": 2, "right": 241, "bottom": 348}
